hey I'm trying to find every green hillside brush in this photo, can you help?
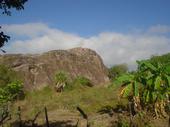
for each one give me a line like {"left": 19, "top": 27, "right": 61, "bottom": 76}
{"left": 54, "top": 71, "right": 68, "bottom": 92}
{"left": 118, "top": 73, "right": 142, "bottom": 114}
{"left": 0, "top": 81, "right": 23, "bottom": 125}
{"left": 117, "top": 60, "right": 170, "bottom": 118}
{"left": 137, "top": 61, "right": 170, "bottom": 118}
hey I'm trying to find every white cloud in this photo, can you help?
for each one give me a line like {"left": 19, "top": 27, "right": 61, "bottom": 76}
{"left": 148, "top": 24, "right": 170, "bottom": 34}
{"left": 2, "top": 23, "right": 51, "bottom": 38}
{"left": 1, "top": 23, "right": 170, "bottom": 70}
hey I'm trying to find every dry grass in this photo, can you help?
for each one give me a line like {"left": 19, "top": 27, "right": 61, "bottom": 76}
{"left": 13, "top": 85, "right": 127, "bottom": 119}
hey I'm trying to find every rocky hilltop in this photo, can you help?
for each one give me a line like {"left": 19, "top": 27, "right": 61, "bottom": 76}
{"left": 0, "top": 48, "right": 109, "bottom": 90}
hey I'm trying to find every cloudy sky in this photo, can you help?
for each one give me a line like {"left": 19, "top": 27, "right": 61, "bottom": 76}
{"left": 1, "top": 0, "right": 170, "bottom": 69}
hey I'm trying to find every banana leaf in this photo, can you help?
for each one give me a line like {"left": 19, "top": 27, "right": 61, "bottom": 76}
{"left": 116, "top": 73, "right": 134, "bottom": 83}
{"left": 154, "top": 76, "right": 162, "bottom": 90}
{"left": 165, "top": 75, "right": 170, "bottom": 87}
{"left": 121, "top": 83, "right": 133, "bottom": 98}
{"left": 134, "top": 81, "right": 139, "bottom": 97}
{"left": 142, "top": 61, "right": 157, "bottom": 72}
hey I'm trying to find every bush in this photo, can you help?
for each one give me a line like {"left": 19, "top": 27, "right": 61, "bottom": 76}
{"left": 108, "top": 64, "right": 128, "bottom": 80}
{"left": 54, "top": 71, "right": 69, "bottom": 92}
{"left": 65, "top": 76, "right": 92, "bottom": 91}
{"left": 54, "top": 71, "right": 68, "bottom": 84}
{"left": 0, "top": 64, "right": 20, "bottom": 88}
{"left": 73, "top": 76, "right": 92, "bottom": 87}
{"left": 0, "top": 81, "right": 23, "bottom": 103}
{"left": 0, "top": 81, "right": 23, "bottom": 125}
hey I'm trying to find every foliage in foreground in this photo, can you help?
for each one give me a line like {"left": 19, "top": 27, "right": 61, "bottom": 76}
{"left": 117, "top": 60, "right": 170, "bottom": 118}
{"left": 0, "top": 0, "right": 28, "bottom": 53}
{"left": 0, "top": 65, "right": 23, "bottom": 125}
{"left": 0, "top": 65, "right": 20, "bottom": 88}
{"left": 21, "top": 85, "right": 120, "bottom": 118}
{"left": 0, "top": 81, "right": 23, "bottom": 125}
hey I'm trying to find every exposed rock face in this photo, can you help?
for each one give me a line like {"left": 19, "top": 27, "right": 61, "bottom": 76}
{"left": 0, "top": 48, "right": 109, "bottom": 90}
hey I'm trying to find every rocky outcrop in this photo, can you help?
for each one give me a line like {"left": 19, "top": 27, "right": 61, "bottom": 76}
{"left": 0, "top": 48, "right": 109, "bottom": 90}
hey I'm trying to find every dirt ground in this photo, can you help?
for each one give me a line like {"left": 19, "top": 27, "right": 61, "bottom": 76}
{"left": 8, "top": 108, "right": 169, "bottom": 127}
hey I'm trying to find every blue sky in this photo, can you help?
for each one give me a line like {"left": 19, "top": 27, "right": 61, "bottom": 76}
{"left": 1, "top": 0, "right": 170, "bottom": 69}
{"left": 1, "top": 0, "right": 170, "bottom": 36}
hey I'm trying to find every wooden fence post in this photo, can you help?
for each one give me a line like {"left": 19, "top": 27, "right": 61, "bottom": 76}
{"left": 44, "top": 107, "right": 49, "bottom": 127}
{"left": 17, "top": 106, "right": 22, "bottom": 127}
{"left": 76, "top": 107, "right": 90, "bottom": 127}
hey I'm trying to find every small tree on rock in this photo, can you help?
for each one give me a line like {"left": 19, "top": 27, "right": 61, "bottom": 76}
{"left": 54, "top": 71, "right": 68, "bottom": 92}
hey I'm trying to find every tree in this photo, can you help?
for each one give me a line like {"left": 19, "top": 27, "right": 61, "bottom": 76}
{"left": 0, "top": 64, "right": 23, "bottom": 125}
{"left": 108, "top": 63, "right": 128, "bottom": 80}
{"left": 0, "top": 0, "right": 28, "bottom": 51}
{"left": 0, "top": 64, "right": 20, "bottom": 88}
{"left": 0, "top": 81, "right": 23, "bottom": 125}
{"left": 54, "top": 71, "right": 68, "bottom": 92}
{"left": 150, "top": 53, "right": 170, "bottom": 66}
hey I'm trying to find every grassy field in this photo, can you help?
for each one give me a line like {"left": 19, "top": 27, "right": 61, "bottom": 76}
{"left": 14, "top": 84, "right": 127, "bottom": 118}
{"left": 9, "top": 83, "right": 168, "bottom": 127}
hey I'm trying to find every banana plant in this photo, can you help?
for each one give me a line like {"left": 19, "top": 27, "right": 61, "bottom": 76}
{"left": 117, "top": 72, "right": 142, "bottom": 112}
{"left": 54, "top": 71, "right": 68, "bottom": 92}
{"left": 117, "top": 60, "right": 170, "bottom": 117}
{"left": 137, "top": 61, "right": 170, "bottom": 118}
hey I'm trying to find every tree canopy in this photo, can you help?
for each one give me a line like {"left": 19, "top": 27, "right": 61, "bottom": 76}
{"left": 0, "top": 0, "right": 28, "bottom": 51}
{"left": 108, "top": 63, "right": 128, "bottom": 80}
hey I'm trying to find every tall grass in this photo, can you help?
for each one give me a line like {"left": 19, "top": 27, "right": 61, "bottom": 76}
{"left": 14, "top": 84, "right": 127, "bottom": 119}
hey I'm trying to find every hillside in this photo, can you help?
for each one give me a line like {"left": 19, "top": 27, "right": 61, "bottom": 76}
{"left": 0, "top": 48, "right": 109, "bottom": 90}
{"left": 0, "top": 50, "right": 169, "bottom": 127}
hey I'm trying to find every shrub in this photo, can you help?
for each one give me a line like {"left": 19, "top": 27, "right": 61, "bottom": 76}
{"left": 54, "top": 71, "right": 68, "bottom": 92}
{"left": 0, "top": 81, "right": 23, "bottom": 125}
{"left": 65, "top": 76, "right": 92, "bottom": 91}
{"left": 0, "top": 81, "right": 23, "bottom": 103}
{"left": 108, "top": 64, "right": 128, "bottom": 80}
{"left": 117, "top": 60, "right": 170, "bottom": 118}
{"left": 0, "top": 64, "right": 20, "bottom": 88}
{"left": 73, "top": 76, "right": 92, "bottom": 87}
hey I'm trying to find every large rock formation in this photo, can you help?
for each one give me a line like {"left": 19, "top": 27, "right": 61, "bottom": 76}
{"left": 0, "top": 48, "right": 109, "bottom": 90}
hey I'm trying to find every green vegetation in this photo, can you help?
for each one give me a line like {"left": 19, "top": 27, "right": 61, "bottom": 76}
{"left": 73, "top": 76, "right": 92, "bottom": 87}
{"left": 109, "top": 54, "right": 170, "bottom": 126}
{"left": 65, "top": 76, "right": 93, "bottom": 91}
{"left": 17, "top": 85, "right": 121, "bottom": 118}
{"left": 138, "top": 60, "right": 170, "bottom": 117}
{"left": 108, "top": 63, "right": 128, "bottom": 80}
{"left": 0, "top": 65, "right": 20, "bottom": 87}
{"left": 118, "top": 72, "right": 142, "bottom": 113}
{"left": 54, "top": 71, "right": 68, "bottom": 92}
{"left": 0, "top": 81, "right": 23, "bottom": 103}
{"left": 150, "top": 53, "right": 170, "bottom": 66}
{"left": 0, "top": 65, "right": 23, "bottom": 125}
{"left": 117, "top": 60, "right": 170, "bottom": 118}
{"left": 54, "top": 71, "right": 93, "bottom": 91}
{"left": 1, "top": 53, "right": 170, "bottom": 126}
{"left": 0, "top": 0, "right": 28, "bottom": 52}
